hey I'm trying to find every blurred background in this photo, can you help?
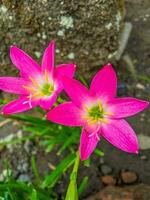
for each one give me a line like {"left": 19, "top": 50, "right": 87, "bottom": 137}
{"left": 0, "top": 0, "right": 150, "bottom": 199}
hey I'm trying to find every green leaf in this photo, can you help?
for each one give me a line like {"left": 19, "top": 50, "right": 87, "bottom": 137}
{"left": 76, "top": 73, "right": 88, "bottom": 87}
{"left": 83, "top": 158, "right": 91, "bottom": 167}
{"left": 41, "top": 153, "right": 76, "bottom": 188}
{"left": 78, "top": 176, "right": 88, "bottom": 196}
{"left": 0, "top": 182, "right": 50, "bottom": 200}
{"left": 7, "top": 188, "right": 15, "bottom": 200}
{"left": 94, "top": 149, "right": 104, "bottom": 157}
{"left": 30, "top": 189, "right": 38, "bottom": 200}
{"left": 31, "top": 156, "right": 41, "bottom": 184}
{"left": 57, "top": 134, "right": 77, "bottom": 155}
{"left": 9, "top": 114, "right": 51, "bottom": 127}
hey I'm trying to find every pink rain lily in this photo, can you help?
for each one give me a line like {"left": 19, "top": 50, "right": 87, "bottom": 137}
{"left": 47, "top": 64, "right": 149, "bottom": 160}
{"left": 0, "top": 41, "right": 76, "bottom": 114}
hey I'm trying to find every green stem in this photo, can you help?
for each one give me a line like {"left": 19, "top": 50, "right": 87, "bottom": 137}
{"left": 65, "top": 151, "right": 80, "bottom": 200}
{"left": 71, "top": 151, "right": 80, "bottom": 180}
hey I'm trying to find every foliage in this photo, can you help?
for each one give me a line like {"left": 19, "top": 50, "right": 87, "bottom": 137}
{"left": 0, "top": 110, "right": 104, "bottom": 199}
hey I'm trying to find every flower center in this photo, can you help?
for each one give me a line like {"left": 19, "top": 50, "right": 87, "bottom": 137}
{"left": 83, "top": 101, "right": 110, "bottom": 125}
{"left": 88, "top": 105, "right": 103, "bottom": 120}
{"left": 41, "top": 83, "right": 54, "bottom": 96}
{"left": 22, "top": 72, "right": 55, "bottom": 99}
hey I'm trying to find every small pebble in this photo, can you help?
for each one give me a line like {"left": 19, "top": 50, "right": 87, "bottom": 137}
{"left": 18, "top": 174, "right": 30, "bottom": 182}
{"left": 17, "top": 162, "right": 29, "bottom": 172}
{"left": 67, "top": 52, "right": 75, "bottom": 59}
{"left": 101, "top": 164, "right": 112, "bottom": 175}
{"left": 136, "top": 83, "right": 145, "bottom": 90}
{"left": 24, "top": 141, "right": 32, "bottom": 153}
{"left": 101, "top": 175, "right": 116, "bottom": 185}
{"left": 17, "top": 130, "right": 23, "bottom": 139}
{"left": 34, "top": 51, "right": 41, "bottom": 58}
{"left": 140, "top": 155, "right": 148, "bottom": 161}
{"left": 100, "top": 157, "right": 104, "bottom": 164}
{"left": 121, "top": 171, "right": 137, "bottom": 184}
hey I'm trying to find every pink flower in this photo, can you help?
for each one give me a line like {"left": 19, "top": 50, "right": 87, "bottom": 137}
{"left": 47, "top": 64, "right": 149, "bottom": 160}
{"left": 0, "top": 41, "right": 76, "bottom": 114}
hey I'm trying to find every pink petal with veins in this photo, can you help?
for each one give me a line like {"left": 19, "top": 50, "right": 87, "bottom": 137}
{"left": 39, "top": 93, "right": 57, "bottom": 110}
{"left": 62, "top": 77, "right": 93, "bottom": 108}
{"left": 55, "top": 63, "right": 76, "bottom": 80}
{"left": 10, "top": 46, "right": 41, "bottom": 78}
{"left": 2, "top": 97, "right": 39, "bottom": 115}
{"left": 46, "top": 102, "right": 84, "bottom": 126}
{"left": 54, "top": 64, "right": 76, "bottom": 94}
{"left": 101, "top": 119, "right": 138, "bottom": 153}
{"left": 109, "top": 97, "right": 149, "bottom": 118}
{"left": 80, "top": 128, "right": 99, "bottom": 160}
{"left": 90, "top": 64, "right": 117, "bottom": 99}
{"left": 0, "top": 77, "right": 30, "bottom": 94}
{"left": 42, "top": 41, "right": 55, "bottom": 75}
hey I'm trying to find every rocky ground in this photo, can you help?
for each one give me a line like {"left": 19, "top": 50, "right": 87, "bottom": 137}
{"left": 0, "top": 0, "right": 150, "bottom": 199}
{"left": 0, "top": 0, "right": 124, "bottom": 79}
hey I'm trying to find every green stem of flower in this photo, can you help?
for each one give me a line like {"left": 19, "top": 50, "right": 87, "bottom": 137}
{"left": 65, "top": 151, "right": 80, "bottom": 200}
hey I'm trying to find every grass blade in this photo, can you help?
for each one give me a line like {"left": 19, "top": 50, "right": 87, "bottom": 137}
{"left": 41, "top": 153, "right": 76, "bottom": 189}
{"left": 78, "top": 176, "right": 88, "bottom": 196}
{"left": 31, "top": 156, "right": 41, "bottom": 184}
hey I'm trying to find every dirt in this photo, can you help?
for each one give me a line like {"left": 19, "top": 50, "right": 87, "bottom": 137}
{"left": 0, "top": 0, "right": 150, "bottom": 199}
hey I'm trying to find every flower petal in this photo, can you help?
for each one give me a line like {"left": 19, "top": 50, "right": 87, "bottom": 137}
{"left": 2, "top": 97, "right": 38, "bottom": 115}
{"left": 101, "top": 119, "right": 138, "bottom": 153}
{"left": 54, "top": 64, "right": 76, "bottom": 80}
{"left": 80, "top": 128, "right": 99, "bottom": 160}
{"left": 109, "top": 97, "right": 149, "bottom": 118}
{"left": 0, "top": 77, "right": 30, "bottom": 94}
{"left": 90, "top": 64, "right": 117, "bottom": 98}
{"left": 10, "top": 46, "right": 41, "bottom": 78}
{"left": 39, "top": 93, "right": 57, "bottom": 110}
{"left": 62, "top": 77, "right": 93, "bottom": 108}
{"left": 42, "top": 41, "right": 55, "bottom": 74}
{"left": 46, "top": 102, "right": 84, "bottom": 126}
{"left": 52, "top": 64, "right": 76, "bottom": 95}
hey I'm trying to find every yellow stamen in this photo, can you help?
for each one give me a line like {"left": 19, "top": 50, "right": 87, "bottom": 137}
{"left": 48, "top": 86, "right": 53, "bottom": 93}
{"left": 29, "top": 76, "right": 40, "bottom": 89}
{"left": 103, "top": 112, "right": 113, "bottom": 116}
{"left": 88, "top": 119, "right": 97, "bottom": 125}
{"left": 22, "top": 85, "right": 36, "bottom": 93}
{"left": 99, "top": 118, "right": 108, "bottom": 123}
{"left": 45, "top": 70, "right": 49, "bottom": 83}
{"left": 82, "top": 115, "right": 91, "bottom": 120}
{"left": 98, "top": 101, "right": 103, "bottom": 111}
{"left": 30, "top": 92, "right": 43, "bottom": 98}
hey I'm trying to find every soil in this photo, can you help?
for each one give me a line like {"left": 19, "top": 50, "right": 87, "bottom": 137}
{"left": 0, "top": 0, "right": 150, "bottom": 199}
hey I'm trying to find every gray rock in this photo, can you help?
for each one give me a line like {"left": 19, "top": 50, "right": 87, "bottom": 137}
{"left": 0, "top": 0, "right": 124, "bottom": 79}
